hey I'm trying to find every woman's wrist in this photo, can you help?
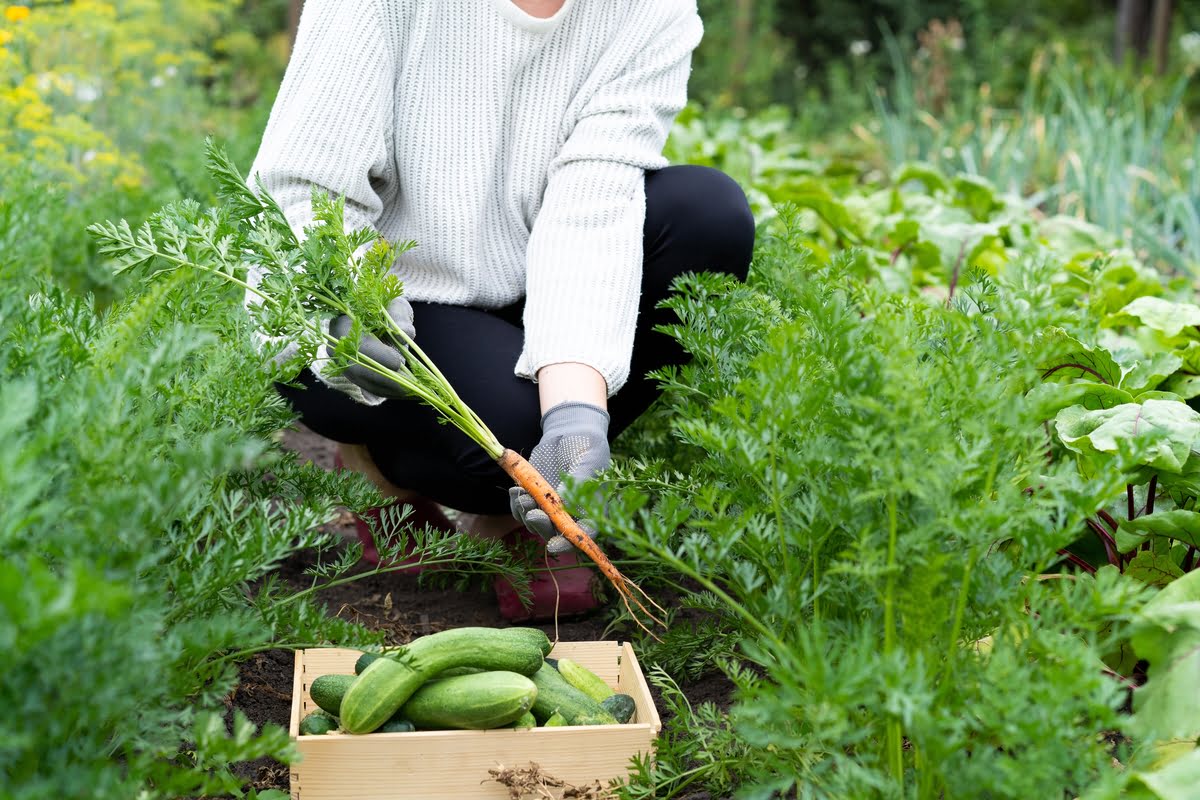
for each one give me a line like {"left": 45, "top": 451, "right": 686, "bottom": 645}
{"left": 536, "top": 362, "right": 608, "bottom": 416}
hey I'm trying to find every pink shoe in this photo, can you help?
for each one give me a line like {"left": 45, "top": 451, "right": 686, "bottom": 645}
{"left": 493, "top": 528, "right": 606, "bottom": 622}
{"left": 351, "top": 503, "right": 458, "bottom": 573}
{"left": 333, "top": 452, "right": 456, "bottom": 573}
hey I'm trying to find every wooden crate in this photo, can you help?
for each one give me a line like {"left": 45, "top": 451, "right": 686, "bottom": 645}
{"left": 289, "top": 641, "right": 661, "bottom": 799}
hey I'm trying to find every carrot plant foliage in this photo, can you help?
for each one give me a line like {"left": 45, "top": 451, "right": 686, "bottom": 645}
{"left": 0, "top": 168, "right": 524, "bottom": 798}
{"left": 595, "top": 210, "right": 1200, "bottom": 798}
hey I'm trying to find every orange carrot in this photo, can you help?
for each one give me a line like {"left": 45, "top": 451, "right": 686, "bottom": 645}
{"left": 496, "top": 449, "right": 666, "bottom": 636}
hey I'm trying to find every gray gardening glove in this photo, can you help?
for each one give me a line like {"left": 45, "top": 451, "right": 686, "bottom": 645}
{"left": 510, "top": 401, "right": 611, "bottom": 553}
{"left": 328, "top": 296, "right": 415, "bottom": 399}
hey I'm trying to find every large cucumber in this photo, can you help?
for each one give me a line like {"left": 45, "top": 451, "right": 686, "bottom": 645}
{"left": 355, "top": 651, "right": 479, "bottom": 678}
{"left": 529, "top": 663, "right": 618, "bottom": 726}
{"left": 340, "top": 627, "right": 547, "bottom": 734}
{"left": 399, "top": 671, "right": 537, "bottom": 730}
{"left": 555, "top": 658, "right": 614, "bottom": 702}
{"left": 353, "top": 627, "right": 550, "bottom": 674}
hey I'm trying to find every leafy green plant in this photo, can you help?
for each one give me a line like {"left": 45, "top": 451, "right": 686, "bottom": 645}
{"left": 595, "top": 210, "right": 1186, "bottom": 798}
{"left": 622, "top": 666, "right": 757, "bottom": 799}
{"left": 0, "top": 173, "right": 525, "bottom": 798}
{"left": 871, "top": 45, "right": 1200, "bottom": 274}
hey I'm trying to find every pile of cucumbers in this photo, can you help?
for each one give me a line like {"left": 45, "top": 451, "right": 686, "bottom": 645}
{"left": 298, "top": 627, "right": 637, "bottom": 735}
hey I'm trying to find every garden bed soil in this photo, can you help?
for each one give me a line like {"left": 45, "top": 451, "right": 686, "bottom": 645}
{"left": 230, "top": 425, "right": 733, "bottom": 799}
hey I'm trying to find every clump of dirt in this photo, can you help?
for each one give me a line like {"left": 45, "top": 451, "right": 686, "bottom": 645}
{"left": 488, "top": 763, "right": 615, "bottom": 799}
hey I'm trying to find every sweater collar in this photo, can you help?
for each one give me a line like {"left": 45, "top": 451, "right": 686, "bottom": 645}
{"left": 489, "top": 0, "right": 576, "bottom": 33}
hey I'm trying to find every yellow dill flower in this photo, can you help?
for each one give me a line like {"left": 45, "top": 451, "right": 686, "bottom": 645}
{"left": 0, "top": 30, "right": 12, "bottom": 46}
{"left": 4, "top": 6, "right": 31, "bottom": 23}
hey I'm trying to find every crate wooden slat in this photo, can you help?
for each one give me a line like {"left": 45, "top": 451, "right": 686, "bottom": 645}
{"left": 289, "top": 641, "right": 660, "bottom": 799}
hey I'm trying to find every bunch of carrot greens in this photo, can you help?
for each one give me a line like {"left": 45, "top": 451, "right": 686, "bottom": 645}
{"left": 89, "top": 141, "right": 663, "bottom": 633}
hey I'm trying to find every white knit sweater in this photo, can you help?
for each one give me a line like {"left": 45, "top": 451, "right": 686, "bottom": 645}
{"left": 249, "top": 0, "right": 703, "bottom": 402}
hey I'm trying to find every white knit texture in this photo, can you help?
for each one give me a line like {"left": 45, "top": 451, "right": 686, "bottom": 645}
{"left": 249, "top": 0, "right": 702, "bottom": 399}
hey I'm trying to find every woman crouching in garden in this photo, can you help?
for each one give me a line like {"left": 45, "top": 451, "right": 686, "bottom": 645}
{"left": 249, "top": 0, "right": 754, "bottom": 620}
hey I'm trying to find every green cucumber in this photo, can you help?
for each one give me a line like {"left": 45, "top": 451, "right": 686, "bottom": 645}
{"left": 356, "top": 651, "right": 480, "bottom": 678}
{"left": 399, "top": 671, "right": 537, "bottom": 730}
{"left": 309, "top": 673, "right": 356, "bottom": 716}
{"left": 600, "top": 693, "right": 636, "bottom": 724}
{"left": 353, "top": 652, "right": 378, "bottom": 675}
{"left": 340, "top": 628, "right": 547, "bottom": 733}
{"left": 376, "top": 716, "right": 415, "bottom": 733}
{"left": 356, "top": 628, "right": 550, "bottom": 673}
{"left": 502, "top": 627, "right": 554, "bottom": 656}
{"left": 299, "top": 711, "right": 338, "bottom": 735}
{"left": 543, "top": 711, "right": 568, "bottom": 727}
{"left": 556, "top": 658, "right": 614, "bottom": 702}
{"left": 509, "top": 711, "right": 537, "bottom": 729}
{"left": 529, "top": 663, "right": 618, "bottom": 726}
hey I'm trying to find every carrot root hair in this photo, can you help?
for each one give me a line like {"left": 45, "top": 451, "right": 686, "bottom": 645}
{"left": 497, "top": 449, "right": 667, "bottom": 638}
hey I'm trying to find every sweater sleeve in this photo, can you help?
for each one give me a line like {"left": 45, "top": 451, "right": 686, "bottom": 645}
{"left": 248, "top": 0, "right": 396, "bottom": 235}
{"left": 514, "top": 5, "right": 703, "bottom": 396}
{"left": 245, "top": 0, "right": 397, "bottom": 405}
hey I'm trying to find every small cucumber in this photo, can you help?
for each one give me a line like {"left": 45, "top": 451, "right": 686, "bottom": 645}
{"left": 509, "top": 711, "right": 537, "bottom": 729}
{"left": 599, "top": 693, "right": 637, "bottom": 724}
{"left": 400, "top": 671, "right": 537, "bottom": 730}
{"left": 376, "top": 716, "right": 415, "bottom": 733}
{"left": 556, "top": 658, "right": 614, "bottom": 702}
{"left": 543, "top": 711, "right": 568, "bottom": 727}
{"left": 529, "top": 663, "right": 618, "bottom": 726}
{"left": 309, "top": 673, "right": 356, "bottom": 716}
{"left": 299, "top": 711, "right": 338, "bottom": 735}
{"left": 353, "top": 652, "right": 378, "bottom": 675}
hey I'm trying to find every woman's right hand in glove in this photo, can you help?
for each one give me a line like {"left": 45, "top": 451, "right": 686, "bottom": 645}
{"left": 329, "top": 296, "right": 414, "bottom": 399}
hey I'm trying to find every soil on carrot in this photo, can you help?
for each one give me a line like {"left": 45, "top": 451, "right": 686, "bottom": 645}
{"left": 230, "top": 425, "right": 735, "bottom": 799}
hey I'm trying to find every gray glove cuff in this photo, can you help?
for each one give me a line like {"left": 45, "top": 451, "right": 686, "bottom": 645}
{"left": 540, "top": 401, "right": 610, "bottom": 437}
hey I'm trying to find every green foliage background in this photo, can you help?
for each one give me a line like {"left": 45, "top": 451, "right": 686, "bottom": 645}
{"left": 1, "top": 0, "right": 1199, "bottom": 798}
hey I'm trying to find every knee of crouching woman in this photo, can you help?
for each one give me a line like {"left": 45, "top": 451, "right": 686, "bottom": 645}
{"left": 645, "top": 164, "right": 756, "bottom": 282}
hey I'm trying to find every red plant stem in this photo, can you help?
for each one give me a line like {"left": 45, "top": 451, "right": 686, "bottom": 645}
{"left": 1097, "top": 510, "right": 1135, "bottom": 566}
{"left": 1058, "top": 549, "right": 1097, "bottom": 575}
{"left": 1128, "top": 484, "right": 1136, "bottom": 519}
{"left": 1086, "top": 518, "right": 1121, "bottom": 568}
{"left": 1182, "top": 547, "right": 1197, "bottom": 572}
{"left": 1101, "top": 667, "right": 1140, "bottom": 691}
{"left": 1146, "top": 475, "right": 1157, "bottom": 515}
{"left": 1041, "top": 363, "right": 1110, "bottom": 383}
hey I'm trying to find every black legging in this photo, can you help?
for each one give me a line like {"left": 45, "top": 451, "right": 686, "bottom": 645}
{"left": 278, "top": 165, "right": 754, "bottom": 513}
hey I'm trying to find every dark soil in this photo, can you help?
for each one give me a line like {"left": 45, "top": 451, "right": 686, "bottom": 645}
{"left": 230, "top": 425, "right": 735, "bottom": 799}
